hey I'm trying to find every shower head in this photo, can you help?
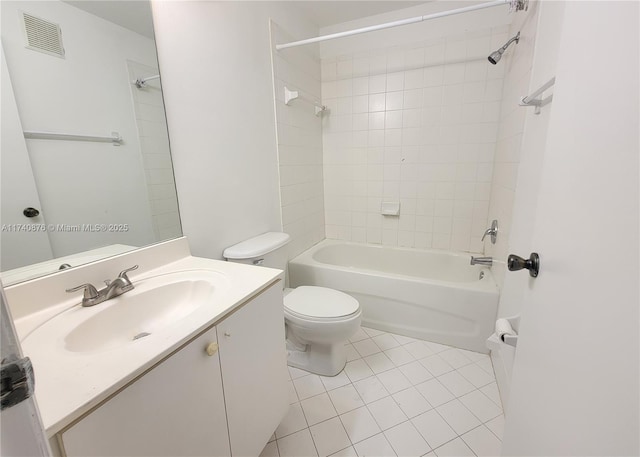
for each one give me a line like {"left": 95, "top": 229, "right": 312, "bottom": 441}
{"left": 488, "top": 31, "right": 520, "bottom": 65}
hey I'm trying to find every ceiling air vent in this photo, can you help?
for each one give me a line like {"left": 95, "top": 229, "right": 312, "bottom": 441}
{"left": 21, "top": 12, "right": 65, "bottom": 58}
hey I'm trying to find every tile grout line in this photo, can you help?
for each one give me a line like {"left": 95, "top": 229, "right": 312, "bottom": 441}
{"left": 273, "top": 328, "right": 503, "bottom": 456}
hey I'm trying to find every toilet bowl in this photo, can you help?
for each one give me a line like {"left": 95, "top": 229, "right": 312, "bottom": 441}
{"left": 223, "top": 232, "right": 362, "bottom": 376}
{"left": 284, "top": 286, "right": 361, "bottom": 376}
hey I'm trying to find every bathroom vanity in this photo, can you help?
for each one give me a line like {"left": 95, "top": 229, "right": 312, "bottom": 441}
{"left": 5, "top": 238, "right": 289, "bottom": 457}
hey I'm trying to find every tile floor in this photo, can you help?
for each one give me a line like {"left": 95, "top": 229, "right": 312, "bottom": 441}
{"left": 260, "top": 327, "right": 504, "bottom": 457}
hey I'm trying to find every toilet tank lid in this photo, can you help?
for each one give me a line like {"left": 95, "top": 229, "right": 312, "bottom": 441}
{"left": 223, "top": 232, "right": 290, "bottom": 259}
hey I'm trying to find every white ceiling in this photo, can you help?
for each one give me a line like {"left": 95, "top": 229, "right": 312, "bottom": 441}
{"left": 292, "top": 1, "right": 427, "bottom": 28}
{"left": 63, "top": 1, "right": 428, "bottom": 39}
{"left": 62, "top": 1, "right": 155, "bottom": 39}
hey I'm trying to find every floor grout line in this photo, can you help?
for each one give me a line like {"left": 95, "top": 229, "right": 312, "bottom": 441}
{"left": 272, "top": 327, "right": 503, "bottom": 457}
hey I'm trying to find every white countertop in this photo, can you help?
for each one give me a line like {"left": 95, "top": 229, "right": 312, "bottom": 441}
{"left": 8, "top": 239, "right": 281, "bottom": 437}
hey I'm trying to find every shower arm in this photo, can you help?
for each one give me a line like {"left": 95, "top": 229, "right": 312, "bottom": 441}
{"left": 498, "top": 32, "right": 520, "bottom": 52}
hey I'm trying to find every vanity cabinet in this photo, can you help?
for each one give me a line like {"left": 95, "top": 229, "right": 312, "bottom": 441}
{"left": 58, "top": 283, "right": 287, "bottom": 457}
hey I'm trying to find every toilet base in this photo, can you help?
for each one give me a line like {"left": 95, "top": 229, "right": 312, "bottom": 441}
{"left": 286, "top": 340, "right": 347, "bottom": 377}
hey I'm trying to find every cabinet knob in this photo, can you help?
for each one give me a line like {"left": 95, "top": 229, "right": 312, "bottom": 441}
{"left": 224, "top": 332, "right": 231, "bottom": 338}
{"left": 205, "top": 342, "right": 219, "bottom": 356}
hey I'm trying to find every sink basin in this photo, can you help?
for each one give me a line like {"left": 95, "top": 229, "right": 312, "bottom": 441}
{"left": 24, "top": 270, "right": 230, "bottom": 354}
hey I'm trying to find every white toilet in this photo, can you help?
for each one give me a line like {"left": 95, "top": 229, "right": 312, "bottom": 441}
{"left": 223, "top": 232, "right": 362, "bottom": 376}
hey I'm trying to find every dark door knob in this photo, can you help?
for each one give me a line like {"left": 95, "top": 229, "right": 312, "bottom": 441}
{"left": 23, "top": 207, "right": 40, "bottom": 218}
{"left": 507, "top": 252, "right": 540, "bottom": 277}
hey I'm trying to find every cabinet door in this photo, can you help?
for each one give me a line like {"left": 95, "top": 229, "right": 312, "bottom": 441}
{"left": 60, "top": 327, "right": 230, "bottom": 457}
{"left": 217, "top": 284, "right": 288, "bottom": 456}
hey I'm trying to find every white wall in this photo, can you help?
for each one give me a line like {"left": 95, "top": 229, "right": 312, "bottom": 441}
{"left": 1, "top": 1, "right": 157, "bottom": 257}
{"left": 270, "top": 21, "right": 325, "bottom": 260}
{"left": 126, "top": 60, "right": 182, "bottom": 241}
{"left": 152, "top": 2, "right": 320, "bottom": 260}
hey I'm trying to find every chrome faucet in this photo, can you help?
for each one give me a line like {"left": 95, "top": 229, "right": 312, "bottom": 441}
{"left": 481, "top": 219, "right": 499, "bottom": 244}
{"left": 470, "top": 256, "right": 493, "bottom": 267}
{"left": 66, "top": 265, "right": 138, "bottom": 307}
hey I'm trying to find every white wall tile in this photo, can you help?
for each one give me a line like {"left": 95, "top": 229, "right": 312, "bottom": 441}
{"left": 321, "top": 26, "right": 505, "bottom": 254}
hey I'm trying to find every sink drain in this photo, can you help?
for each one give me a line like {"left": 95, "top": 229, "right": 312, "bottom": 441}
{"left": 133, "top": 332, "right": 151, "bottom": 341}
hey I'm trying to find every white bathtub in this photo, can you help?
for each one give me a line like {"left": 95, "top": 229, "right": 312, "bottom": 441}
{"left": 288, "top": 240, "right": 499, "bottom": 353}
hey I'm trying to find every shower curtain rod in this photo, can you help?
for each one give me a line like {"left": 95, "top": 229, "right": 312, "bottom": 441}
{"left": 276, "top": 0, "right": 524, "bottom": 51}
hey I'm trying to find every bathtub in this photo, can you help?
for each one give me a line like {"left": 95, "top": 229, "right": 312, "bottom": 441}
{"left": 288, "top": 240, "right": 499, "bottom": 353}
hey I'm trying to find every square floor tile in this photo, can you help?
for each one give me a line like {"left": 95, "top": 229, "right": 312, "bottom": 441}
{"left": 438, "top": 349, "right": 473, "bottom": 369}
{"left": 364, "top": 352, "right": 396, "bottom": 374}
{"left": 290, "top": 366, "right": 311, "bottom": 379}
{"left": 423, "top": 341, "right": 450, "bottom": 354}
{"left": 273, "top": 329, "right": 500, "bottom": 457}
{"left": 340, "top": 406, "right": 382, "bottom": 443}
{"left": 404, "top": 341, "right": 434, "bottom": 359}
{"left": 376, "top": 368, "right": 412, "bottom": 394}
{"left": 437, "top": 371, "right": 475, "bottom": 397}
{"left": 384, "top": 346, "right": 415, "bottom": 366}
{"left": 367, "top": 396, "right": 408, "bottom": 430}
{"left": 476, "top": 358, "right": 495, "bottom": 375}
{"left": 329, "top": 446, "right": 357, "bottom": 457}
{"left": 385, "top": 421, "right": 431, "bottom": 457}
{"left": 353, "top": 339, "right": 382, "bottom": 358}
{"left": 345, "top": 359, "right": 375, "bottom": 383}
{"left": 329, "top": 384, "right": 365, "bottom": 414}
{"left": 350, "top": 328, "right": 371, "bottom": 343}
{"left": 362, "top": 327, "right": 385, "bottom": 338}
{"left": 415, "top": 378, "right": 455, "bottom": 407}
{"left": 320, "top": 371, "right": 352, "bottom": 391}
{"left": 419, "top": 355, "right": 454, "bottom": 377}
{"left": 485, "top": 415, "right": 505, "bottom": 441}
{"left": 295, "top": 374, "right": 327, "bottom": 400}
{"left": 301, "top": 393, "right": 338, "bottom": 426}
{"left": 461, "top": 425, "right": 502, "bottom": 456}
{"left": 310, "top": 417, "right": 351, "bottom": 457}
{"left": 345, "top": 344, "right": 361, "bottom": 362}
{"left": 372, "top": 333, "right": 401, "bottom": 351}
{"left": 353, "top": 432, "right": 397, "bottom": 456}
{"left": 392, "top": 334, "right": 417, "bottom": 345}
{"left": 458, "top": 390, "right": 502, "bottom": 422}
{"left": 353, "top": 376, "right": 389, "bottom": 404}
{"left": 411, "top": 410, "right": 457, "bottom": 450}
{"left": 479, "top": 382, "right": 502, "bottom": 407}
{"left": 260, "top": 441, "right": 279, "bottom": 457}
{"left": 399, "top": 360, "right": 434, "bottom": 385}
{"left": 276, "top": 403, "right": 308, "bottom": 438}
{"left": 457, "top": 363, "right": 495, "bottom": 388}
{"left": 277, "top": 429, "right": 318, "bottom": 457}
{"left": 433, "top": 437, "right": 475, "bottom": 456}
{"left": 458, "top": 349, "right": 489, "bottom": 363}
{"left": 392, "top": 387, "right": 433, "bottom": 418}
{"left": 287, "top": 380, "right": 299, "bottom": 404}
{"left": 436, "top": 399, "right": 481, "bottom": 435}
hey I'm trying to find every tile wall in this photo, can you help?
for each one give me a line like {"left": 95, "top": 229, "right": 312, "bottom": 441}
{"left": 271, "top": 23, "right": 326, "bottom": 259}
{"left": 321, "top": 27, "right": 509, "bottom": 252}
{"left": 127, "top": 60, "right": 182, "bottom": 241}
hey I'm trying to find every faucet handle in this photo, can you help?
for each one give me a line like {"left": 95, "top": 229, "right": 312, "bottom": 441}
{"left": 66, "top": 283, "right": 99, "bottom": 299}
{"left": 117, "top": 265, "right": 139, "bottom": 284}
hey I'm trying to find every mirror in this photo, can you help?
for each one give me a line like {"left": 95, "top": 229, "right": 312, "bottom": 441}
{"left": 1, "top": 0, "right": 181, "bottom": 285}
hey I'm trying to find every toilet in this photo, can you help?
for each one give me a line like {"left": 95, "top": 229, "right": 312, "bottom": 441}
{"left": 223, "top": 232, "right": 361, "bottom": 376}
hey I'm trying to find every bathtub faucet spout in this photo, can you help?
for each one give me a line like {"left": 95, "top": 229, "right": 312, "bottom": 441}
{"left": 470, "top": 256, "right": 493, "bottom": 267}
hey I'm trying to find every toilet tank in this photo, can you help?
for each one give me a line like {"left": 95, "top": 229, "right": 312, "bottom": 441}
{"left": 223, "top": 232, "right": 290, "bottom": 274}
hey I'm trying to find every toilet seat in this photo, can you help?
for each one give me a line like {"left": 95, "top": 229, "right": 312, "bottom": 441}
{"left": 284, "top": 286, "right": 360, "bottom": 320}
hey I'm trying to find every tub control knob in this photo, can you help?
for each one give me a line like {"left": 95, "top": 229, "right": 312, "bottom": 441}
{"left": 507, "top": 253, "right": 540, "bottom": 278}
